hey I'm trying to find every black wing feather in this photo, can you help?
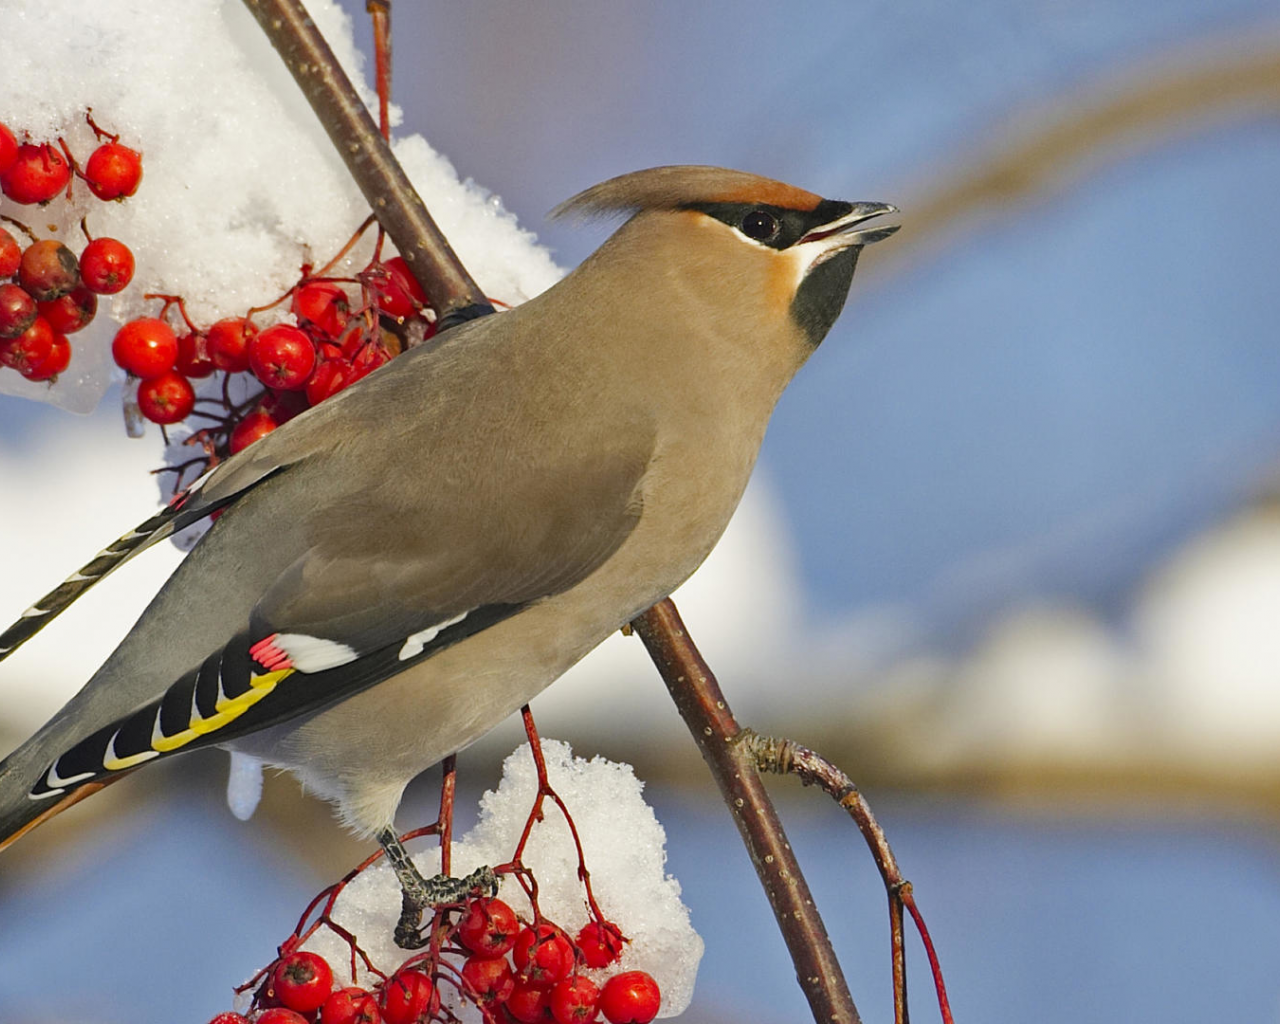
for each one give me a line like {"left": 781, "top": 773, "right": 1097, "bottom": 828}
{"left": 28, "top": 603, "right": 524, "bottom": 801}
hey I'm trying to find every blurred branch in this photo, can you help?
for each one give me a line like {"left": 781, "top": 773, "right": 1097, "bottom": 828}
{"left": 876, "top": 36, "right": 1280, "bottom": 277}
{"left": 631, "top": 600, "right": 862, "bottom": 1024}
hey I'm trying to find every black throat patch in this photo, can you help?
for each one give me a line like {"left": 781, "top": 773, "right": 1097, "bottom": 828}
{"left": 790, "top": 246, "right": 860, "bottom": 346}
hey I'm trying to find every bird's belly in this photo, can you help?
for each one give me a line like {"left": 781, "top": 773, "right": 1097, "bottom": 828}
{"left": 228, "top": 425, "right": 757, "bottom": 833}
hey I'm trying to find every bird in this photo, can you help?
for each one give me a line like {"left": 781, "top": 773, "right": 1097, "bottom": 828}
{"left": 0, "top": 165, "right": 896, "bottom": 939}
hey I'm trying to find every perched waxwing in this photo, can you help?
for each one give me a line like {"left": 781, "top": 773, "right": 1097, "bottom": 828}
{"left": 0, "top": 165, "right": 896, "bottom": 936}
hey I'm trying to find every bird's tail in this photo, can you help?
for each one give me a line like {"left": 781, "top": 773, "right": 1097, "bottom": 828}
{"left": 0, "top": 482, "right": 233, "bottom": 665}
{"left": 0, "top": 480, "right": 239, "bottom": 849}
{"left": 0, "top": 711, "right": 136, "bottom": 852}
{"left": 0, "top": 773, "right": 123, "bottom": 853}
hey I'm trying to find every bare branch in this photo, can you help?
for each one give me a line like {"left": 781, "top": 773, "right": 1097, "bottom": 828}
{"left": 631, "top": 600, "right": 862, "bottom": 1024}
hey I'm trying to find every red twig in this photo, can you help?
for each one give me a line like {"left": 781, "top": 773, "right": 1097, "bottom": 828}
{"left": 1, "top": 215, "right": 38, "bottom": 243}
{"left": 368, "top": 0, "right": 392, "bottom": 142}
{"left": 142, "top": 292, "right": 201, "bottom": 334}
{"left": 311, "top": 213, "right": 378, "bottom": 279}
{"left": 84, "top": 108, "right": 120, "bottom": 144}
{"left": 439, "top": 753, "right": 457, "bottom": 877}
{"left": 55, "top": 137, "right": 80, "bottom": 200}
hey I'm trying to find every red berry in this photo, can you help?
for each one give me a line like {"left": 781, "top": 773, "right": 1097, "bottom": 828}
{"left": 292, "top": 280, "right": 350, "bottom": 338}
{"left": 514, "top": 924, "right": 576, "bottom": 989}
{"left": 597, "top": 972, "right": 660, "bottom": 1024}
{"left": 458, "top": 897, "right": 520, "bottom": 958}
{"left": 0, "top": 123, "right": 17, "bottom": 175}
{"left": 256, "top": 1010, "right": 310, "bottom": 1024}
{"left": 249, "top": 323, "right": 315, "bottom": 390}
{"left": 272, "top": 950, "right": 334, "bottom": 1015}
{"left": 379, "top": 969, "right": 436, "bottom": 1024}
{"left": 84, "top": 142, "right": 143, "bottom": 200}
{"left": 371, "top": 256, "right": 428, "bottom": 320}
{"left": 136, "top": 371, "right": 194, "bottom": 424}
{"left": 507, "top": 981, "right": 554, "bottom": 1024}
{"left": 79, "top": 237, "right": 135, "bottom": 294}
{"left": 1, "top": 143, "right": 70, "bottom": 204}
{"left": 207, "top": 317, "right": 257, "bottom": 373}
{"left": 0, "top": 227, "right": 21, "bottom": 277}
{"left": 206, "top": 1014, "right": 251, "bottom": 1024}
{"left": 320, "top": 986, "right": 381, "bottom": 1024}
{"left": 38, "top": 287, "right": 96, "bottom": 334}
{"left": 549, "top": 976, "right": 601, "bottom": 1024}
{"left": 229, "top": 410, "right": 278, "bottom": 453}
{"left": 112, "top": 317, "right": 177, "bottom": 378}
{"left": 305, "top": 356, "right": 351, "bottom": 406}
{"left": 576, "top": 922, "right": 624, "bottom": 969}
{"left": 0, "top": 283, "right": 37, "bottom": 338}
{"left": 1, "top": 316, "right": 54, "bottom": 373}
{"left": 175, "top": 331, "right": 215, "bottom": 378}
{"left": 22, "top": 329, "right": 70, "bottom": 381}
{"left": 461, "top": 955, "right": 515, "bottom": 1007}
{"left": 19, "top": 240, "right": 81, "bottom": 302}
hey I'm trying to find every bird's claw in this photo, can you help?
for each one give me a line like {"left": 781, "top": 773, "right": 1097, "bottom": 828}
{"left": 392, "top": 865, "right": 499, "bottom": 949}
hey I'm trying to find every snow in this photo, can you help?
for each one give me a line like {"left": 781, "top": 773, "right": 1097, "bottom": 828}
{"left": 295, "top": 740, "right": 702, "bottom": 1020}
{"left": 0, "top": 0, "right": 561, "bottom": 413}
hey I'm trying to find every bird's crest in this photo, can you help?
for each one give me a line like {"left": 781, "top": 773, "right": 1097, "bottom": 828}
{"left": 550, "top": 165, "right": 824, "bottom": 221}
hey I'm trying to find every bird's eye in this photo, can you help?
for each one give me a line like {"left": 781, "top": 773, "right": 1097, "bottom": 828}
{"left": 741, "top": 210, "right": 779, "bottom": 241}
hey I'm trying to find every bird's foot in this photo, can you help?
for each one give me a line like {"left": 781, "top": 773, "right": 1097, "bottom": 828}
{"left": 376, "top": 826, "right": 497, "bottom": 949}
{"left": 393, "top": 865, "right": 499, "bottom": 948}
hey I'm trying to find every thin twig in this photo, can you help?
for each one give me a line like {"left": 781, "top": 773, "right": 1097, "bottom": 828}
{"left": 743, "top": 730, "right": 955, "bottom": 1024}
{"left": 367, "top": 0, "right": 392, "bottom": 141}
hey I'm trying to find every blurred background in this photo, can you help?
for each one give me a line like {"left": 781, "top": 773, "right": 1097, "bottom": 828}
{"left": 4, "top": 1, "right": 1280, "bottom": 1021}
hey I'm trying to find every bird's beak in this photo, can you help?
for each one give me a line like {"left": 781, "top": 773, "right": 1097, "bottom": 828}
{"left": 800, "top": 202, "right": 900, "bottom": 248}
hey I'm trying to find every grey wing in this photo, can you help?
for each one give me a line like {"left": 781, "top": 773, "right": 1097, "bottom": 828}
{"left": 20, "top": 431, "right": 653, "bottom": 800}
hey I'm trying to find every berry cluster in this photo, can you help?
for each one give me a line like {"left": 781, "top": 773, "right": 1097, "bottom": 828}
{"left": 0, "top": 115, "right": 140, "bottom": 382}
{"left": 214, "top": 898, "right": 660, "bottom": 1024}
{"left": 116, "top": 250, "right": 434, "bottom": 467}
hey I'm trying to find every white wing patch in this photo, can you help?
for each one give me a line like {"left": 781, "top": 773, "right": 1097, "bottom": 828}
{"left": 42, "top": 760, "right": 95, "bottom": 794}
{"left": 274, "top": 633, "right": 358, "bottom": 673}
{"left": 399, "top": 612, "right": 469, "bottom": 661}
